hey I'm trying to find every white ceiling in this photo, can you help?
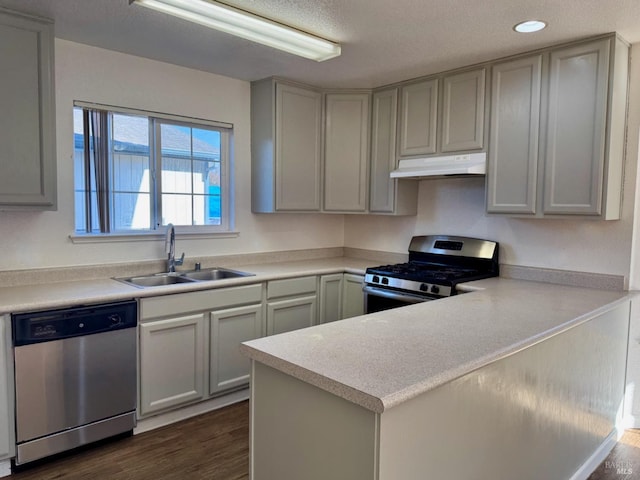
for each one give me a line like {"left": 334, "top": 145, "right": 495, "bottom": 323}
{"left": 1, "top": 0, "right": 640, "bottom": 88}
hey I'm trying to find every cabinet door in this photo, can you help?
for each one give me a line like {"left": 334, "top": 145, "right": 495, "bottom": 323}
{"left": 0, "top": 11, "right": 56, "bottom": 209}
{"left": 487, "top": 55, "right": 542, "bottom": 214}
{"left": 370, "top": 88, "right": 398, "bottom": 213}
{"left": 441, "top": 69, "right": 485, "bottom": 152}
{"left": 324, "top": 93, "right": 370, "bottom": 212}
{"left": 319, "top": 274, "right": 343, "bottom": 324}
{"left": 342, "top": 274, "right": 365, "bottom": 319}
{"left": 0, "top": 317, "right": 13, "bottom": 460}
{"left": 543, "top": 38, "right": 610, "bottom": 215}
{"left": 275, "top": 83, "right": 322, "bottom": 211}
{"left": 210, "top": 304, "right": 263, "bottom": 395}
{"left": 267, "top": 296, "right": 317, "bottom": 335}
{"left": 399, "top": 79, "right": 438, "bottom": 156}
{"left": 139, "top": 314, "right": 205, "bottom": 416}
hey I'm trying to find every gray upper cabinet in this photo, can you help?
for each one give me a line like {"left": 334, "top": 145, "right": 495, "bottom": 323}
{"left": 369, "top": 88, "right": 417, "bottom": 215}
{"left": 250, "top": 34, "right": 626, "bottom": 220}
{"left": 398, "top": 79, "right": 438, "bottom": 156}
{"left": 441, "top": 69, "right": 485, "bottom": 152}
{"left": 251, "top": 79, "right": 322, "bottom": 212}
{"left": 324, "top": 93, "right": 370, "bottom": 212}
{"left": 542, "top": 38, "right": 621, "bottom": 216}
{"left": 398, "top": 68, "right": 486, "bottom": 159}
{"left": 487, "top": 55, "right": 542, "bottom": 214}
{"left": 0, "top": 9, "right": 56, "bottom": 210}
{"left": 487, "top": 34, "right": 628, "bottom": 219}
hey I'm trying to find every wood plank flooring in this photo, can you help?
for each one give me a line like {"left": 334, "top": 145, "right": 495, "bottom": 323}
{"left": 7, "top": 399, "right": 640, "bottom": 480}
{"left": 9, "top": 401, "right": 249, "bottom": 480}
{"left": 588, "top": 429, "right": 640, "bottom": 480}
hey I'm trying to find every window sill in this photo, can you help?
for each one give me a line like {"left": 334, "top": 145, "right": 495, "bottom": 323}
{"left": 70, "top": 230, "right": 240, "bottom": 244}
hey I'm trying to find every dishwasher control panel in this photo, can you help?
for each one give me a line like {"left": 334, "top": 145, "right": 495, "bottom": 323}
{"left": 12, "top": 300, "right": 137, "bottom": 346}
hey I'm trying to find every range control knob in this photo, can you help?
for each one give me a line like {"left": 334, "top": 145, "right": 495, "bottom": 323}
{"left": 372, "top": 275, "right": 380, "bottom": 283}
{"left": 420, "top": 283, "right": 429, "bottom": 292}
{"left": 430, "top": 285, "right": 440, "bottom": 294}
{"left": 381, "top": 277, "right": 389, "bottom": 285}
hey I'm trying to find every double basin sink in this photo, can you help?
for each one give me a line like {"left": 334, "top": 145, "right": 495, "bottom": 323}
{"left": 116, "top": 267, "right": 254, "bottom": 288}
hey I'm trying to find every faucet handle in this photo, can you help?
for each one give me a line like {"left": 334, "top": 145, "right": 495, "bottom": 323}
{"left": 175, "top": 253, "right": 185, "bottom": 266}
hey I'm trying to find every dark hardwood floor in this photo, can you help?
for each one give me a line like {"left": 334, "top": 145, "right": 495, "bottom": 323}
{"left": 588, "top": 430, "right": 640, "bottom": 480}
{"left": 9, "top": 401, "right": 249, "bottom": 480}
{"left": 7, "top": 399, "right": 640, "bottom": 479}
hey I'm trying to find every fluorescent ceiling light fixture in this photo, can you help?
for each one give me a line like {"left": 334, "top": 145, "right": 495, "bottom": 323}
{"left": 131, "top": 0, "right": 341, "bottom": 61}
{"left": 513, "top": 20, "right": 547, "bottom": 33}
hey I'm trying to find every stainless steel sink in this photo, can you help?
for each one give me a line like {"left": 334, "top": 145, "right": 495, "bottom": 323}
{"left": 115, "top": 267, "right": 254, "bottom": 288}
{"left": 179, "top": 267, "right": 254, "bottom": 281}
{"left": 117, "top": 274, "right": 199, "bottom": 288}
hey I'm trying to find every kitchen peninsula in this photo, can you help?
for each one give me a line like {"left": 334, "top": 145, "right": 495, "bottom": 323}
{"left": 241, "top": 277, "right": 635, "bottom": 480}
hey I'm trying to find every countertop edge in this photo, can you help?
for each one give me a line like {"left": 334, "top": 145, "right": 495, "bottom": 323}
{"left": 242, "top": 286, "right": 638, "bottom": 414}
{"left": 239, "top": 343, "right": 386, "bottom": 414}
{"left": 378, "top": 292, "right": 638, "bottom": 411}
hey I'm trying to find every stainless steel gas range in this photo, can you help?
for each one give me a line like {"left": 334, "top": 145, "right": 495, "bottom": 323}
{"left": 363, "top": 235, "right": 499, "bottom": 313}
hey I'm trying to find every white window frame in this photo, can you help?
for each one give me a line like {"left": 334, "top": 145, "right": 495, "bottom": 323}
{"left": 70, "top": 101, "right": 236, "bottom": 242}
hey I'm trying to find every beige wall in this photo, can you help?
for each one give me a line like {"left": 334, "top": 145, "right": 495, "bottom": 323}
{"left": 1, "top": 39, "right": 638, "bottom": 280}
{"left": 345, "top": 42, "right": 640, "bottom": 287}
{"left": 0, "top": 39, "right": 344, "bottom": 271}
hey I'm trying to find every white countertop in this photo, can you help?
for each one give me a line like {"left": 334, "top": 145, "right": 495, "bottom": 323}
{"left": 241, "top": 277, "right": 636, "bottom": 414}
{"left": 2, "top": 256, "right": 634, "bottom": 416}
{"left": 0, "top": 257, "right": 372, "bottom": 315}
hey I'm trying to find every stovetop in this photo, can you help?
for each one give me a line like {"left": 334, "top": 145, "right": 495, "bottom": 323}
{"left": 364, "top": 235, "right": 499, "bottom": 297}
{"left": 367, "top": 262, "right": 482, "bottom": 283}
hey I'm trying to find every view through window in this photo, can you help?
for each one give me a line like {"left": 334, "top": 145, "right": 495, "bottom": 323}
{"left": 73, "top": 106, "right": 232, "bottom": 234}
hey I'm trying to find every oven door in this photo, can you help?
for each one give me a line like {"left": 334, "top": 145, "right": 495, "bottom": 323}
{"left": 363, "top": 285, "right": 434, "bottom": 314}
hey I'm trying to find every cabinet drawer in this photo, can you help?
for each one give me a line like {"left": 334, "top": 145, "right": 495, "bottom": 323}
{"left": 267, "top": 295, "right": 317, "bottom": 335}
{"left": 140, "top": 284, "right": 263, "bottom": 320}
{"left": 267, "top": 276, "right": 317, "bottom": 299}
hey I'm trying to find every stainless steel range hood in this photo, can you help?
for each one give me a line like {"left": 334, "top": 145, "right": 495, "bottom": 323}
{"left": 390, "top": 153, "right": 486, "bottom": 179}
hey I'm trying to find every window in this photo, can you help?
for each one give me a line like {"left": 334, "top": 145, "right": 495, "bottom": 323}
{"left": 73, "top": 104, "right": 233, "bottom": 235}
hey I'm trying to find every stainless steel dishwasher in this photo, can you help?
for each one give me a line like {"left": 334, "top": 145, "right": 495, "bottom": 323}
{"left": 12, "top": 300, "right": 137, "bottom": 465}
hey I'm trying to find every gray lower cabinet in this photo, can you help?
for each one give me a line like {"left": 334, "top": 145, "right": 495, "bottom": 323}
{"left": 319, "top": 273, "right": 365, "bottom": 323}
{"left": 0, "top": 8, "right": 56, "bottom": 210}
{"left": 487, "top": 34, "right": 628, "bottom": 219}
{"left": 0, "top": 316, "right": 14, "bottom": 461}
{"left": 137, "top": 275, "right": 363, "bottom": 418}
{"left": 319, "top": 274, "right": 343, "bottom": 324}
{"left": 267, "top": 296, "right": 317, "bottom": 335}
{"left": 342, "top": 274, "right": 365, "bottom": 319}
{"left": 139, "top": 313, "right": 206, "bottom": 417}
{"left": 251, "top": 79, "right": 323, "bottom": 212}
{"left": 138, "top": 284, "right": 263, "bottom": 417}
{"left": 324, "top": 93, "right": 371, "bottom": 212}
{"left": 267, "top": 276, "right": 317, "bottom": 335}
{"left": 369, "top": 88, "right": 417, "bottom": 215}
{"left": 210, "top": 304, "right": 263, "bottom": 395}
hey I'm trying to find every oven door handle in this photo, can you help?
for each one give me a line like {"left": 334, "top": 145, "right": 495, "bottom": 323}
{"left": 362, "top": 285, "right": 430, "bottom": 303}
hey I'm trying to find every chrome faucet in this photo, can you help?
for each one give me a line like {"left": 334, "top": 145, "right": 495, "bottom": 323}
{"left": 165, "top": 223, "right": 184, "bottom": 273}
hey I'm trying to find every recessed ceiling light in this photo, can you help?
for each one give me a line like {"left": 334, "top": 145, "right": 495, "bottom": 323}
{"left": 513, "top": 20, "right": 547, "bottom": 33}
